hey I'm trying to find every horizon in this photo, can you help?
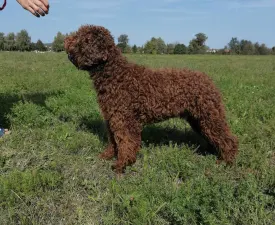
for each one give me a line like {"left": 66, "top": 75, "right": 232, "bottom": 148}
{"left": 1, "top": 0, "right": 275, "bottom": 48}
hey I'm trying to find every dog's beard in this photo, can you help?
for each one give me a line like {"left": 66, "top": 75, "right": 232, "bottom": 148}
{"left": 67, "top": 53, "right": 105, "bottom": 73}
{"left": 68, "top": 54, "right": 91, "bottom": 70}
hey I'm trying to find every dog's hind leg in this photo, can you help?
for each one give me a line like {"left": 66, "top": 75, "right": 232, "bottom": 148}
{"left": 186, "top": 106, "right": 238, "bottom": 164}
{"left": 201, "top": 118, "right": 238, "bottom": 164}
{"left": 180, "top": 111, "right": 202, "bottom": 135}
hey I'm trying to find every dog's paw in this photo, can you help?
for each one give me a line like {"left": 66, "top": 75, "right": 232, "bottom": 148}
{"left": 111, "top": 162, "right": 125, "bottom": 174}
{"left": 99, "top": 152, "right": 113, "bottom": 160}
{"left": 99, "top": 146, "right": 115, "bottom": 160}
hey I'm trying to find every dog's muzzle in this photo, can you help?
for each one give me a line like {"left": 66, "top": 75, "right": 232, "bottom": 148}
{"left": 67, "top": 53, "right": 105, "bottom": 72}
{"left": 68, "top": 54, "right": 79, "bottom": 68}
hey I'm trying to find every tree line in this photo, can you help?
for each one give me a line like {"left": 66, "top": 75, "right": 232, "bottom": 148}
{"left": 117, "top": 33, "right": 275, "bottom": 55}
{"left": 0, "top": 30, "right": 47, "bottom": 51}
{"left": 1, "top": 29, "right": 275, "bottom": 55}
{"left": 0, "top": 30, "right": 64, "bottom": 52}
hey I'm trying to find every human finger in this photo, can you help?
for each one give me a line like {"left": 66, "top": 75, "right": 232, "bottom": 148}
{"left": 26, "top": 6, "right": 40, "bottom": 17}
{"left": 34, "top": 0, "right": 49, "bottom": 14}
{"left": 40, "top": 0, "right": 49, "bottom": 9}
{"left": 30, "top": 1, "right": 45, "bottom": 16}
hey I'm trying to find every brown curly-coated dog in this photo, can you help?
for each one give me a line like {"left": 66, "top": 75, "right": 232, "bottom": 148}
{"left": 64, "top": 25, "right": 238, "bottom": 173}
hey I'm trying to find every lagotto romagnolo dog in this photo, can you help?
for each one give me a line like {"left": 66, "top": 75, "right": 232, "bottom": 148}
{"left": 64, "top": 25, "right": 238, "bottom": 173}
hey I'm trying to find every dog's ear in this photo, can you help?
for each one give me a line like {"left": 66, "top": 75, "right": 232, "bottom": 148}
{"left": 87, "top": 26, "right": 115, "bottom": 59}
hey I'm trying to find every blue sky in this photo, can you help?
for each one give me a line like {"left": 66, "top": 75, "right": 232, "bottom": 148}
{"left": 1, "top": 0, "right": 275, "bottom": 48}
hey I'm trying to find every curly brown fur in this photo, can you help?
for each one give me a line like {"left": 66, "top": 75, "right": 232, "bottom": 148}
{"left": 64, "top": 25, "right": 239, "bottom": 173}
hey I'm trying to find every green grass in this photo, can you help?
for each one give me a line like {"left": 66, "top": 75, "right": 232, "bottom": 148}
{"left": 0, "top": 52, "right": 275, "bottom": 225}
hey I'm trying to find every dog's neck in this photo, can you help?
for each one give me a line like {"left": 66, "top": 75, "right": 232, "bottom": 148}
{"left": 89, "top": 48, "right": 128, "bottom": 89}
{"left": 89, "top": 62, "right": 107, "bottom": 73}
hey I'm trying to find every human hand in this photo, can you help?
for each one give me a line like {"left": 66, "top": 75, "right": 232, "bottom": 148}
{"left": 17, "top": 0, "right": 49, "bottom": 17}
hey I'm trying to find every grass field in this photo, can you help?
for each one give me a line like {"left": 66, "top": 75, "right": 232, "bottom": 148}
{"left": 0, "top": 52, "right": 275, "bottom": 225}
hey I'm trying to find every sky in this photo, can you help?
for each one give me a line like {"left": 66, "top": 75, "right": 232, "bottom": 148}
{"left": 0, "top": 0, "right": 275, "bottom": 48}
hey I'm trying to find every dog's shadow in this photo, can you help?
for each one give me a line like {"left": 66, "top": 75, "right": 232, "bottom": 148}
{"left": 78, "top": 117, "right": 217, "bottom": 157}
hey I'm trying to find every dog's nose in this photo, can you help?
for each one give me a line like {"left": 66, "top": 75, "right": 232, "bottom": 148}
{"left": 68, "top": 54, "right": 76, "bottom": 64}
{"left": 68, "top": 54, "right": 79, "bottom": 69}
{"left": 68, "top": 54, "right": 73, "bottom": 61}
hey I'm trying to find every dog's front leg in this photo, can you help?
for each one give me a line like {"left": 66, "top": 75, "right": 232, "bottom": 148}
{"left": 109, "top": 118, "right": 142, "bottom": 173}
{"left": 99, "top": 120, "right": 117, "bottom": 160}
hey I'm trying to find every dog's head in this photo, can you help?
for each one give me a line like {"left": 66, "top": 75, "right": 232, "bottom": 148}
{"left": 64, "top": 25, "right": 115, "bottom": 70}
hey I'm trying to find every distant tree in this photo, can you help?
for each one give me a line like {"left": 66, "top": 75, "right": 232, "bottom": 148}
{"left": 258, "top": 43, "right": 269, "bottom": 55}
{"left": 239, "top": 39, "right": 254, "bottom": 55}
{"left": 118, "top": 34, "right": 129, "bottom": 45}
{"left": 144, "top": 38, "right": 155, "bottom": 54}
{"left": 254, "top": 42, "right": 260, "bottom": 55}
{"left": 188, "top": 33, "right": 208, "bottom": 54}
{"left": 166, "top": 43, "right": 175, "bottom": 54}
{"left": 272, "top": 46, "right": 275, "bottom": 55}
{"left": 228, "top": 37, "right": 240, "bottom": 54}
{"left": 117, "top": 34, "right": 129, "bottom": 53}
{"left": 0, "top": 32, "right": 4, "bottom": 50}
{"left": 195, "top": 33, "right": 208, "bottom": 47}
{"left": 52, "top": 32, "right": 65, "bottom": 52}
{"left": 16, "top": 29, "right": 31, "bottom": 51}
{"left": 124, "top": 45, "right": 132, "bottom": 53}
{"left": 137, "top": 46, "right": 144, "bottom": 53}
{"left": 188, "top": 39, "right": 201, "bottom": 54}
{"left": 132, "top": 44, "right": 137, "bottom": 53}
{"left": 174, "top": 43, "right": 187, "bottom": 54}
{"left": 29, "top": 42, "right": 36, "bottom": 51}
{"left": 4, "top": 32, "right": 16, "bottom": 51}
{"left": 144, "top": 37, "right": 166, "bottom": 54}
{"left": 36, "top": 39, "right": 47, "bottom": 51}
{"left": 117, "top": 44, "right": 125, "bottom": 53}
{"left": 156, "top": 38, "right": 166, "bottom": 54}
